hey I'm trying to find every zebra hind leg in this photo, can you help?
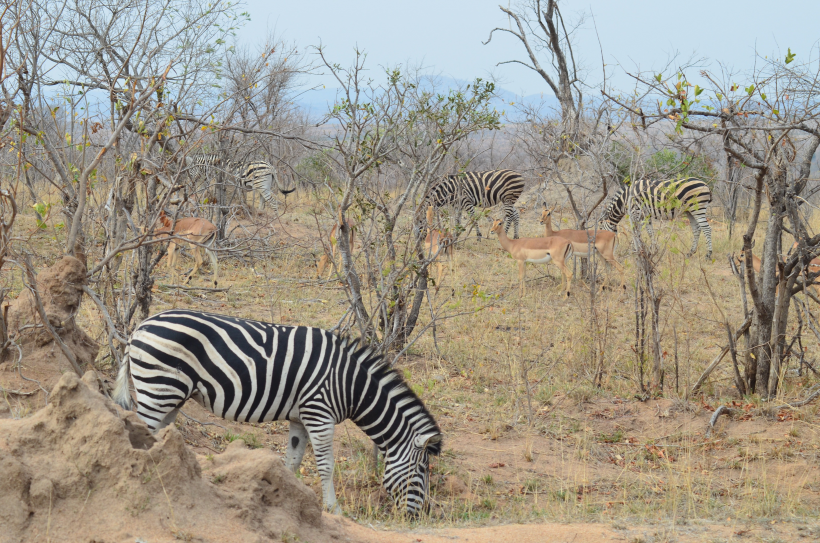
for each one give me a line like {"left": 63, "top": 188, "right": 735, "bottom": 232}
{"left": 285, "top": 421, "right": 309, "bottom": 472}
{"left": 685, "top": 211, "right": 706, "bottom": 257}
{"left": 504, "top": 205, "right": 521, "bottom": 239}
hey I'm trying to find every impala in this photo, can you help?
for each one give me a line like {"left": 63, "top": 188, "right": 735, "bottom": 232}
{"left": 423, "top": 206, "right": 455, "bottom": 292}
{"left": 541, "top": 204, "right": 625, "bottom": 289}
{"left": 490, "top": 218, "right": 573, "bottom": 296}
{"left": 157, "top": 211, "right": 218, "bottom": 287}
{"left": 317, "top": 217, "right": 357, "bottom": 279}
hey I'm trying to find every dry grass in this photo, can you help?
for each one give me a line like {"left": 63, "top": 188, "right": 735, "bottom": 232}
{"left": 3, "top": 186, "right": 820, "bottom": 532}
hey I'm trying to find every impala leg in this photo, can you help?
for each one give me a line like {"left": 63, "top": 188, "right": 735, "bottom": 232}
{"left": 518, "top": 260, "right": 526, "bottom": 296}
{"left": 555, "top": 260, "right": 573, "bottom": 297}
{"left": 317, "top": 254, "right": 330, "bottom": 279}
{"left": 435, "top": 261, "right": 443, "bottom": 293}
{"left": 206, "top": 246, "right": 218, "bottom": 288}
{"left": 167, "top": 241, "right": 179, "bottom": 284}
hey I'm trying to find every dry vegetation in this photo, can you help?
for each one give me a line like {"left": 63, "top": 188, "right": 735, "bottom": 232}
{"left": 3, "top": 0, "right": 820, "bottom": 541}
{"left": 4, "top": 184, "right": 820, "bottom": 542}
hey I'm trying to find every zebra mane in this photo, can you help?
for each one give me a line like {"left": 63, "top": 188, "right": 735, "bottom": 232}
{"left": 341, "top": 336, "right": 442, "bottom": 455}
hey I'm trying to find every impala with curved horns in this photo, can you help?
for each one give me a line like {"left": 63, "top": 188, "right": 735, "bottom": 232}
{"left": 541, "top": 204, "right": 625, "bottom": 289}
{"left": 490, "top": 218, "right": 573, "bottom": 296}
{"left": 157, "top": 211, "right": 218, "bottom": 287}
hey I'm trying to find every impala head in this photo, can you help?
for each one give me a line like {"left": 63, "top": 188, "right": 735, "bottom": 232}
{"left": 489, "top": 218, "right": 505, "bottom": 235}
{"left": 539, "top": 203, "right": 556, "bottom": 225}
{"left": 158, "top": 210, "right": 172, "bottom": 229}
{"left": 382, "top": 429, "right": 442, "bottom": 515}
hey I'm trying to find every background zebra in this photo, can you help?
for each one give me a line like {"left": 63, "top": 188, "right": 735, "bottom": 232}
{"left": 113, "top": 309, "right": 442, "bottom": 515}
{"left": 185, "top": 154, "right": 295, "bottom": 211}
{"left": 599, "top": 177, "right": 713, "bottom": 258}
{"left": 425, "top": 169, "right": 524, "bottom": 239}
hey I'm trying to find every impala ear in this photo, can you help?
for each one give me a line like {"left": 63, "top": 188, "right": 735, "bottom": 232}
{"left": 413, "top": 432, "right": 442, "bottom": 449}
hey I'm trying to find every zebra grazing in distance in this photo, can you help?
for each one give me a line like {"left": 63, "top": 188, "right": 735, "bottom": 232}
{"left": 113, "top": 309, "right": 442, "bottom": 515}
{"left": 426, "top": 169, "right": 524, "bottom": 239}
{"left": 599, "top": 177, "right": 713, "bottom": 258}
{"left": 185, "top": 154, "right": 295, "bottom": 211}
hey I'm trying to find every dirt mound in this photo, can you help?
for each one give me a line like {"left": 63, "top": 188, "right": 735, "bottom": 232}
{"left": 4, "top": 256, "right": 98, "bottom": 369}
{"left": 0, "top": 372, "right": 352, "bottom": 543}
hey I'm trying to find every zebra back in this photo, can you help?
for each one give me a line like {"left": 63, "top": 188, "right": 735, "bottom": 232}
{"left": 427, "top": 169, "right": 524, "bottom": 209}
{"left": 599, "top": 177, "right": 712, "bottom": 231}
{"left": 629, "top": 177, "right": 712, "bottom": 219}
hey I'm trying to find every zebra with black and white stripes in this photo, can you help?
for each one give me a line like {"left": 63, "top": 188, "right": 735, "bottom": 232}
{"left": 185, "top": 155, "right": 295, "bottom": 211}
{"left": 599, "top": 177, "right": 713, "bottom": 258}
{"left": 425, "top": 169, "right": 525, "bottom": 239}
{"left": 113, "top": 309, "right": 442, "bottom": 515}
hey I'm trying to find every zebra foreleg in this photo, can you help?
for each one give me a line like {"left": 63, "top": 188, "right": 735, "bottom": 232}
{"left": 303, "top": 419, "right": 342, "bottom": 514}
{"left": 463, "top": 204, "right": 482, "bottom": 238}
{"left": 285, "top": 421, "right": 309, "bottom": 472}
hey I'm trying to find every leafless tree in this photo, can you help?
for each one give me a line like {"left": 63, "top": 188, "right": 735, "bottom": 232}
{"left": 618, "top": 50, "right": 820, "bottom": 397}
{"left": 317, "top": 50, "right": 500, "bottom": 354}
{"left": 485, "top": 0, "right": 583, "bottom": 139}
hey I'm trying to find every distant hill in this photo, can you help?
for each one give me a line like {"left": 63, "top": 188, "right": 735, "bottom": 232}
{"left": 294, "top": 75, "right": 560, "bottom": 121}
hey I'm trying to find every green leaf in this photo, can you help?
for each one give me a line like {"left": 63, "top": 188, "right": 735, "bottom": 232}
{"left": 772, "top": 109, "right": 779, "bottom": 115}
{"left": 745, "top": 84, "right": 755, "bottom": 96}
{"left": 761, "top": 93, "right": 767, "bottom": 100}
{"left": 694, "top": 85, "right": 704, "bottom": 96}
{"left": 716, "top": 93, "right": 723, "bottom": 101}
{"left": 655, "top": 73, "right": 663, "bottom": 83}
{"left": 786, "top": 48, "right": 796, "bottom": 64}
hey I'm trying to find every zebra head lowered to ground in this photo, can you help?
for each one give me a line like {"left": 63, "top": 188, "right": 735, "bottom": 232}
{"left": 424, "top": 169, "right": 524, "bottom": 239}
{"left": 113, "top": 309, "right": 442, "bottom": 515}
{"left": 598, "top": 177, "right": 713, "bottom": 258}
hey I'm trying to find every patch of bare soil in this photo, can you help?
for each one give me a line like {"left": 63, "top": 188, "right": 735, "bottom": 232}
{"left": 0, "top": 372, "right": 352, "bottom": 543}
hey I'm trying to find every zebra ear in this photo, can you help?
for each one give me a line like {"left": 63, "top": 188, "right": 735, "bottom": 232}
{"left": 413, "top": 432, "right": 442, "bottom": 449}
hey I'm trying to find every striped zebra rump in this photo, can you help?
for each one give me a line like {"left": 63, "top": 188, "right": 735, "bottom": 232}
{"left": 427, "top": 169, "right": 524, "bottom": 239}
{"left": 238, "top": 161, "right": 295, "bottom": 211}
{"left": 599, "top": 177, "right": 713, "bottom": 258}
{"left": 114, "top": 309, "right": 441, "bottom": 514}
{"left": 184, "top": 156, "right": 294, "bottom": 211}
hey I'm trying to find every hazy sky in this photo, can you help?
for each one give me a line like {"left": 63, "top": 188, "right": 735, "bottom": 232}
{"left": 240, "top": 0, "right": 820, "bottom": 96}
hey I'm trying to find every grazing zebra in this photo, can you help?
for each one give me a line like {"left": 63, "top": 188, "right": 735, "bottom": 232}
{"left": 185, "top": 155, "right": 295, "bottom": 210}
{"left": 599, "top": 177, "right": 713, "bottom": 258}
{"left": 425, "top": 169, "right": 524, "bottom": 239}
{"left": 113, "top": 309, "right": 442, "bottom": 515}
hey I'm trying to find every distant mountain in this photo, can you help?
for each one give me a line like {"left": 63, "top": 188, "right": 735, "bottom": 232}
{"left": 293, "top": 75, "right": 560, "bottom": 121}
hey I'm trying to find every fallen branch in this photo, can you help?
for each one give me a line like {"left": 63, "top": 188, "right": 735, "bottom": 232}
{"left": 180, "top": 410, "right": 228, "bottom": 431}
{"left": 0, "top": 385, "right": 36, "bottom": 396}
{"left": 690, "top": 315, "right": 752, "bottom": 397}
{"left": 706, "top": 405, "right": 738, "bottom": 438}
{"left": 773, "top": 384, "right": 820, "bottom": 409}
{"left": 158, "top": 284, "right": 231, "bottom": 292}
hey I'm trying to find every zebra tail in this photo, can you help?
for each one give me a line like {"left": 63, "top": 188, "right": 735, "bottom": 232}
{"left": 113, "top": 352, "right": 134, "bottom": 411}
{"left": 279, "top": 187, "right": 296, "bottom": 195}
